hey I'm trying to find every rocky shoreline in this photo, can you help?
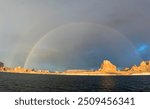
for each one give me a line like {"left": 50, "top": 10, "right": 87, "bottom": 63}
{"left": 0, "top": 60, "right": 150, "bottom": 76}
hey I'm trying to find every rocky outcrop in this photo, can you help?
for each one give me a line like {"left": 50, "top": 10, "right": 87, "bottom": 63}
{"left": 14, "top": 66, "right": 28, "bottom": 72}
{"left": 129, "top": 61, "right": 150, "bottom": 73}
{"left": 99, "top": 60, "right": 117, "bottom": 72}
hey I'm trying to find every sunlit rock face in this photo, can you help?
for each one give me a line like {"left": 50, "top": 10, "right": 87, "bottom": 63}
{"left": 99, "top": 60, "right": 117, "bottom": 72}
{"left": 130, "top": 65, "right": 139, "bottom": 72}
{"left": 0, "top": 62, "right": 4, "bottom": 67}
{"left": 14, "top": 66, "right": 27, "bottom": 72}
{"left": 129, "top": 61, "right": 150, "bottom": 73}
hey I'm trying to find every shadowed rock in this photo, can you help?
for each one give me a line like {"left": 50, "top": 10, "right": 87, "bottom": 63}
{"left": 0, "top": 62, "right": 4, "bottom": 67}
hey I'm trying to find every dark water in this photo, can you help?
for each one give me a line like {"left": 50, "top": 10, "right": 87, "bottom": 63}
{"left": 0, "top": 72, "right": 150, "bottom": 92}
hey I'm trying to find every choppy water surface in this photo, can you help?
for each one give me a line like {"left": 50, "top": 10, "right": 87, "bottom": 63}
{"left": 0, "top": 72, "right": 150, "bottom": 92}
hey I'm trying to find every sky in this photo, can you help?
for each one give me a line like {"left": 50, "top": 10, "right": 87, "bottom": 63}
{"left": 0, "top": 0, "right": 150, "bottom": 71}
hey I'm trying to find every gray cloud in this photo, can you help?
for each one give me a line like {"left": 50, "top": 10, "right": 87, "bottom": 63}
{"left": 0, "top": 0, "right": 149, "bottom": 70}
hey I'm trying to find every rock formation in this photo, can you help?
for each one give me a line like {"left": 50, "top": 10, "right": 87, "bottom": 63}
{"left": 0, "top": 60, "right": 150, "bottom": 75}
{"left": 14, "top": 66, "right": 28, "bottom": 72}
{"left": 99, "top": 60, "right": 117, "bottom": 72}
{"left": 129, "top": 61, "right": 150, "bottom": 73}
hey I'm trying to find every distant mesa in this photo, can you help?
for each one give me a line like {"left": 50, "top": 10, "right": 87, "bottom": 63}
{"left": 65, "top": 69, "right": 92, "bottom": 73}
{"left": 122, "top": 67, "right": 130, "bottom": 71}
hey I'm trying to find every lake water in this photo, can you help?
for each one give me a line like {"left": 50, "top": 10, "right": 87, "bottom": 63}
{"left": 0, "top": 72, "right": 150, "bottom": 92}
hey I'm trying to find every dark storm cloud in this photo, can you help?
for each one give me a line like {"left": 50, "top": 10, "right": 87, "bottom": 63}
{"left": 0, "top": 0, "right": 149, "bottom": 70}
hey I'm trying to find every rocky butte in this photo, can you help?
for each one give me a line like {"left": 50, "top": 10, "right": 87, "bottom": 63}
{"left": 128, "top": 61, "right": 150, "bottom": 74}
{"left": 99, "top": 60, "right": 117, "bottom": 73}
{"left": 0, "top": 60, "right": 150, "bottom": 75}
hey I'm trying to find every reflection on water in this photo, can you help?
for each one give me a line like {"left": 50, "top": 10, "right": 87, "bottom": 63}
{"left": 101, "top": 77, "right": 116, "bottom": 91}
{"left": 0, "top": 72, "right": 150, "bottom": 92}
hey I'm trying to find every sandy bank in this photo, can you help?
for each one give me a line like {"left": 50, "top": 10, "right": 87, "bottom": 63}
{"left": 1, "top": 71, "right": 150, "bottom": 76}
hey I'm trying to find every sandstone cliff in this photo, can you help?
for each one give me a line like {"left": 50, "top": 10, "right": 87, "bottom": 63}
{"left": 0, "top": 60, "right": 150, "bottom": 75}
{"left": 129, "top": 61, "right": 150, "bottom": 73}
{"left": 99, "top": 60, "right": 117, "bottom": 72}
